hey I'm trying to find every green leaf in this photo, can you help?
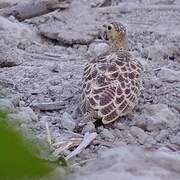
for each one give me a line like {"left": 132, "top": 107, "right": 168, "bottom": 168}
{"left": 0, "top": 111, "right": 56, "bottom": 180}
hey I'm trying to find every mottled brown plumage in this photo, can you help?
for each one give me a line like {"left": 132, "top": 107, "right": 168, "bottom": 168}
{"left": 81, "top": 22, "right": 143, "bottom": 124}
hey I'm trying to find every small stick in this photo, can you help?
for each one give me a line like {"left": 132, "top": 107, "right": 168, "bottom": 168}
{"left": 65, "top": 132, "right": 97, "bottom": 160}
{"left": 45, "top": 121, "right": 52, "bottom": 145}
{"left": 53, "top": 142, "right": 73, "bottom": 156}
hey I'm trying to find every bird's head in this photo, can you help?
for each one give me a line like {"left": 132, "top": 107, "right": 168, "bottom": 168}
{"left": 103, "top": 22, "right": 128, "bottom": 51}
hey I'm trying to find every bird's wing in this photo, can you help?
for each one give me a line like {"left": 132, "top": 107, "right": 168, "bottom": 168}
{"left": 81, "top": 51, "right": 143, "bottom": 124}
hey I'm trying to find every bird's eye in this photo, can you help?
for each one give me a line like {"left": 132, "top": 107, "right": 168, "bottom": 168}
{"left": 107, "top": 25, "right": 112, "bottom": 30}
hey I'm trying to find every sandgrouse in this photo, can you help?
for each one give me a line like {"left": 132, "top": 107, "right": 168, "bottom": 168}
{"left": 81, "top": 22, "right": 143, "bottom": 124}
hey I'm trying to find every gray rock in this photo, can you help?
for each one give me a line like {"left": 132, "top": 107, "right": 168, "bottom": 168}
{"left": 143, "top": 104, "right": 178, "bottom": 131}
{"left": 130, "top": 126, "right": 148, "bottom": 144}
{"left": 158, "top": 68, "right": 180, "bottom": 83}
{"left": 144, "top": 136, "right": 157, "bottom": 147}
{"left": 170, "top": 136, "right": 180, "bottom": 146}
{"left": 9, "top": 95, "right": 21, "bottom": 107}
{"left": 88, "top": 42, "right": 109, "bottom": 56}
{"left": 49, "top": 77, "right": 62, "bottom": 86}
{"left": 61, "top": 89, "right": 74, "bottom": 100}
{"left": 82, "top": 122, "right": 96, "bottom": 134}
{"left": 100, "top": 128, "right": 114, "bottom": 140}
{"left": 19, "top": 100, "right": 26, "bottom": 107}
{"left": 50, "top": 63, "right": 61, "bottom": 73}
{"left": 71, "top": 146, "right": 180, "bottom": 180}
{"left": 113, "top": 129, "right": 123, "bottom": 139}
{"left": 8, "top": 111, "right": 32, "bottom": 124}
{"left": 48, "top": 85, "right": 63, "bottom": 96}
{"left": 38, "top": 1, "right": 99, "bottom": 45}
{"left": 143, "top": 44, "right": 163, "bottom": 61}
{"left": 155, "top": 130, "right": 169, "bottom": 142}
{"left": 0, "top": 98, "right": 15, "bottom": 113}
{"left": 61, "top": 112, "right": 76, "bottom": 131}
{"left": 149, "top": 77, "right": 162, "bottom": 88}
{"left": 122, "top": 130, "right": 137, "bottom": 144}
{"left": 115, "top": 122, "right": 128, "bottom": 130}
{"left": 19, "top": 107, "right": 38, "bottom": 121}
{"left": 174, "top": 103, "right": 180, "bottom": 113}
{"left": 142, "top": 41, "right": 178, "bottom": 61}
{"left": 0, "top": 47, "right": 22, "bottom": 67}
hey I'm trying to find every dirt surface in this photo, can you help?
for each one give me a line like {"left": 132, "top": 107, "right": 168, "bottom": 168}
{"left": 0, "top": 0, "right": 180, "bottom": 179}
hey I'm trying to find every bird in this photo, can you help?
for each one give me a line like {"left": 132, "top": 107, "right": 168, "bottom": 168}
{"left": 81, "top": 22, "right": 143, "bottom": 124}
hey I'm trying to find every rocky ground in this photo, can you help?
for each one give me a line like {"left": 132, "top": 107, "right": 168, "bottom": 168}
{"left": 0, "top": 0, "right": 180, "bottom": 179}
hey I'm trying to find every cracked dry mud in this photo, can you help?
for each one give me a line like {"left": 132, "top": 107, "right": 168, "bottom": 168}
{"left": 0, "top": 0, "right": 180, "bottom": 179}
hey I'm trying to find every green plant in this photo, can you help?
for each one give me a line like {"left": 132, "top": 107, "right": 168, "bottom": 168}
{"left": 0, "top": 111, "right": 66, "bottom": 180}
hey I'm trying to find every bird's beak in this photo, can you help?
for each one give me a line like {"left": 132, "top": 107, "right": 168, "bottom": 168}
{"left": 103, "top": 24, "right": 107, "bottom": 28}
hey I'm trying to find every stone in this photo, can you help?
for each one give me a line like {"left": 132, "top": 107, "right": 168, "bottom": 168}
{"left": 174, "top": 103, "right": 180, "bottom": 113}
{"left": 143, "top": 104, "right": 178, "bottom": 131}
{"left": 50, "top": 63, "right": 61, "bottom": 73}
{"left": 170, "top": 134, "right": 180, "bottom": 146}
{"left": 48, "top": 85, "right": 63, "bottom": 96}
{"left": 130, "top": 126, "right": 148, "bottom": 144}
{"left": 61, "top": 112, "right": 76, "bottom": 131}
{"left": 19, "top": 101, "right": 26, "bottom": 107}
{"left": 154, "top": 130, "right": 169, "bottom": 142}
{"left": 144, "top": 136, "right": 157, "bottom": 147}
{"left": 149, "top": 77, "right": 162, "bottom": 88}
{"left": 8, "top": 111, "right": 32, "bottom": 124}
{"left": 113, "top": 129, "right": 123, "bottom": 139}
{"left": 71, "top": 146, "right": 180, "bottom": 180}
{"left": 0, "top": 98, "right": 15, "bottom": 113}
{"left": 122, "top": 130, "right": 137, "bottom": 144}
{"left": 142, "top": 41, "right": 179, "bottom": 61}
{"left": 19, "top": 107, "right": 38, "bottom": 121}
{"left": 87, "top": 42, "right": 109, "bottom": 56}
{"left": 158, "top": 68, "right": 180, "bottom": 83}
{"left": 49, "top": 77, "right": 62, "bottom": 86}
{"left": 0, "top": 47, "right": 22, "bottom": 67}
{"left": 39, "top": 1, "right": 99, "bottom": 45}
{"left": 143, "top": 44, "right": 163, "bottom": 61}
{"left": 82, "top": 122, "right": 96, "bottom": 134}
{"left": 100, "top": 128, "right": 114, "bottom": 140}
{"left": 115, "top": 122, "right": 128, "bottom": 130}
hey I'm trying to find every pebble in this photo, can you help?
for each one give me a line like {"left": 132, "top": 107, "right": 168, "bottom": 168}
{"left": 19, "top": 107, "right": 38, "bottom": 121}
{"left": 150, "top": 77, "right": 162, "bottom": 88}
{"left": 19, "top": 100, "right": 26, "bottom": 107}
{"left": 87, "top": 42, "right": 109, "bottom": 56}
{"left": 174, "top": 103, "right": 180, "bottom": 113}
{"left": 130, "top": 126, "right": 148, "bottom": 144}
{"left": 49, "top": 77, "right": 62, "bottom": 86}
{"left": 50, "top": 63, "right": 61, "bottom": 73}
{"left": 115, "top": 122, "right": 128, "bottom": 130}
{"left": 8, "top": 111, "right": 32, "bottom": 124}
{"left": 154, "top": 129, "right": 169, "bottom": 142}
{"left": 143, "top": 104, "right": 178, "bottom": 131}
{"left": 122, "top": 130, "right": 137, "bottom": 144}
{"left": 61, "top": 112, "right": 76, "bottom": 131}
{"left": 143, "top": 44, "right": 163, "bottom": 61}
{"left": 144, "top": 136, "right": 157, "bottom": 147}
{"left": 82, "top": 121, "right": 96, "bottom": 134}
{"left": 0, "top": 98, "right": 15, "bottom": 113}
{"left": 158, "top": 68, "right": 180, "bottom": 83}
{"left": 48, "top": 85, "right": 63, "bottom": 96}
{"left": 100, "top": 128, "right": 114, "bottom": 140}
{"left": 170, "top": 136, "right": 180, "bottom": 145}
{"left": 113, "top": 129, "right": 123, "bottom": 139}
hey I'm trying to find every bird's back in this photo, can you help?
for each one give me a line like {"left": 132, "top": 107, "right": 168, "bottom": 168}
{"left": 81, "top": 50, "right": 142, "bottom": 124}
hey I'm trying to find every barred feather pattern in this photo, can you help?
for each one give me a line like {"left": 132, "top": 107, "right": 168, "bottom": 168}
{"left": 81, "top": 50, "right": 143, "bottom": 124}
